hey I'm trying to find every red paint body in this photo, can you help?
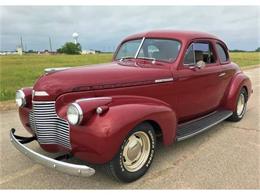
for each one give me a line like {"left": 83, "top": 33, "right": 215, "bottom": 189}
{"left": 18, "top": 30, "right": 252, "bottom": 164}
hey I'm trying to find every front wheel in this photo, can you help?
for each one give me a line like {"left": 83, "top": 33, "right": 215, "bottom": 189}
{"left": 228, "top": 87, "right": 248, "bottom": 122}
{"left": 105, "top": 123, "right": 156, "bottom": 182}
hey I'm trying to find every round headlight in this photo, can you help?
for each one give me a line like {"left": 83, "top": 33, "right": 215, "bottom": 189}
{"left": 15, "top": 90, "right": 26, "bottom": 107}
{"left": 67, "top": 103, "right": 83, "bottom": 125}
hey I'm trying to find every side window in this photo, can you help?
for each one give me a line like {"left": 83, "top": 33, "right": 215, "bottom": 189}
{"left": 184, "top": 42, "right": 216, "bottom": 66}
{"left": 184, "top": 44, "right": 195, "bottom": 65}
{"left": 216, "top": 43, "right": 229, "bottom": 63}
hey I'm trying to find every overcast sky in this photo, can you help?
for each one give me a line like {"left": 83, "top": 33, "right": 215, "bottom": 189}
{"left": 0, "top": 6, "right": 259, "bottom": 51}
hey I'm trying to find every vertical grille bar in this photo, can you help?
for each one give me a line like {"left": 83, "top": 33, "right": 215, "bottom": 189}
{"left": 29, "top": 101, "right": 71, "bottom": 149}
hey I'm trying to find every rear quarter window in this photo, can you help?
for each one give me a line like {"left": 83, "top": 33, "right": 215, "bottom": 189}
{"left": 216, "top": 43, "right": 229, "bottom": 63}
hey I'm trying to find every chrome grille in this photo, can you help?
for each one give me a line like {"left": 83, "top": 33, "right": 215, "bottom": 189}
{"left": 29, "top": 101, "right": 71, "bottom": 149}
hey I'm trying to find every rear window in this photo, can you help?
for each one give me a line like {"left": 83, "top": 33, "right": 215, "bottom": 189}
{"left": 216, "top": 43, "right": 229, "bottom": 63}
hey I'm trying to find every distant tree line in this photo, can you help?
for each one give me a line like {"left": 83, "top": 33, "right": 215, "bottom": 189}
{"left": 230, "top": 47, "right": 260, "bottom": 52}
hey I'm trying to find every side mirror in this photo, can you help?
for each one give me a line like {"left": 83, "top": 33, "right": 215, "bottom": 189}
{"left": 196, "top": 60, "right": 206, "bottom": 69}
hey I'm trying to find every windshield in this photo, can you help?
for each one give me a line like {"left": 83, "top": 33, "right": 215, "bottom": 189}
{"left": 115, "top": 38, "right": 181, "bottom": 62}
{"left": 115, "top": 39, "right": 142, "bottom": 60}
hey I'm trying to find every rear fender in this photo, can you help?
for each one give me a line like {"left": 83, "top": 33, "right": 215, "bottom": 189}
{"left": 223, "top": 72, "right": 252, "bottom": 111}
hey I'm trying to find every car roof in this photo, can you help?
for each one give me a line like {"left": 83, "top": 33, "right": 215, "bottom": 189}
{"left": 123, "top": 30, "right": 220, "bottom": 42}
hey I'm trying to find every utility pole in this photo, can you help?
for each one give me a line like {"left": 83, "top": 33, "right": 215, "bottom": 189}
{"left": 20, "top": 36, "right": 24, "bottom": 51}
{"left": 49, "top": 36, "right": 52, "bottom": 52}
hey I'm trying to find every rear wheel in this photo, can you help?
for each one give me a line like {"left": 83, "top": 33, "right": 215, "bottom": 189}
{"left": 105, "top": 123, "right": 156, "bottom": 182}
{"left": 228, "top": 87, "right": 247, "bottom": 122}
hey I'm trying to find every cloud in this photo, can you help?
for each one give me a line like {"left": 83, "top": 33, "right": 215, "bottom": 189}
{"left": 0, "top": 6, "right": 259, "bottom": 51}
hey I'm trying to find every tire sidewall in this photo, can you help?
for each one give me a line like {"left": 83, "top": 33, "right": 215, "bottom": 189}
{"left": 112, "top": 123, "right": 156, "bottom": 182}
{"left": 229, "top": 87, "right": 247, "bottom": 122}
{"left": 236, "top": 88, "right": 247, "bottom": 119}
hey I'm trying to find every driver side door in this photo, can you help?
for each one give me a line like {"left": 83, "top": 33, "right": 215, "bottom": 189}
{"left": 174, "top": 40, "right": 224, "bottom": 122}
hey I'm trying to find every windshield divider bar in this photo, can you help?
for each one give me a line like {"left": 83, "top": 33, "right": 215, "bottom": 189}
{"left": 134, "top": 37, "right": 145, "bottom": 58}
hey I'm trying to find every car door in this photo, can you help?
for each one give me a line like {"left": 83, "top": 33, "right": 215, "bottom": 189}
{"left": 173, "top": 40, "right": 225, "bottom": 122}
{"left": 214, "top": 41, "right": 236, "bottom": 101}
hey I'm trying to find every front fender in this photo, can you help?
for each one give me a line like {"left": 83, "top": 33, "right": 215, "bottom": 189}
{"left": 57, "top": 95, "right": 177, "bottom": 164}
{"left": 223, "top": 72, "right": 252, "bottom": 111}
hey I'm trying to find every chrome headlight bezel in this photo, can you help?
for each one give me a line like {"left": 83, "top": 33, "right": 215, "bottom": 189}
{"left": 67, "top": 103, "right": 83, "bottom": 125}
{"left": 15, "top": 90, "right": 26, "bottom": 107}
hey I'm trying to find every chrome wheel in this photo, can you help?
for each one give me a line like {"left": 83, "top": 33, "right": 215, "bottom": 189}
{"left": 122, "top": 131, "right": 151, "bottom": 172}
{"left": 237, "top": 93, "right": 246, "bottom": 117}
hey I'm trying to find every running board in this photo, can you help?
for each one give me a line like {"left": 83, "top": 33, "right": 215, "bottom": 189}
{"left": 176, "top": 110, "right": 233, "bottom": 141}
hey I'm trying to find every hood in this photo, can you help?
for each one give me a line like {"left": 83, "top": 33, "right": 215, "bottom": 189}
{"left": 33, "top": 61, "right": 172, "bottom": 100}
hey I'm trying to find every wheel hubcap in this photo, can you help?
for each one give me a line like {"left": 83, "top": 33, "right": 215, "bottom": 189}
{"left": 122, "top": 131, "right": 151, "bottom": 172}
{"left": 237, "top": 93, "right": 245, "bottom": 117}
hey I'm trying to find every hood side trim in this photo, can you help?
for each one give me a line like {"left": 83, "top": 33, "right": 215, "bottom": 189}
{"left": 155, "top": 78, "right": 174, "bottom": 83}
{"left": 72, "top": 78, "right": 174, "bottom": 92}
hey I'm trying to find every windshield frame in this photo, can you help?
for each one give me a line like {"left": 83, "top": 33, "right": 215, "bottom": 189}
{"left": 114, "top": 37, "right": 182, "bottom": 64}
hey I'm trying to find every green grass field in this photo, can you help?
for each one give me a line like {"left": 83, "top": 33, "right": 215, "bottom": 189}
{"left": 0, "top": 52, "right": 259, "bottom": 101}
{"left": 229, "top": 52, "right": 260, "bottom": 67}
{"left": 0, "top": 54, "right": 113, "bottom": 101}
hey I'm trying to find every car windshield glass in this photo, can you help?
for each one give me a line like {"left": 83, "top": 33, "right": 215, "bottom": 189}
{"left": 115, "top": 39, "right": 142, "bottom": 60}
{"left": 137, "top": 39, "right": 181, "bottom": 62}
{"left": 115, "top": 38, "right": 181, "bottom": 62}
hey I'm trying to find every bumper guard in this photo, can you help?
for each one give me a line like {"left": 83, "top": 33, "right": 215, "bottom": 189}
{"left": 10, "top": 128, "right": 95, "bottom": 177}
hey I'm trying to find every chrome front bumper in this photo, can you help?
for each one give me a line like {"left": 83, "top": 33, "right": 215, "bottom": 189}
{"left": 10, "top": 129, "right": 95, "bottom": 177}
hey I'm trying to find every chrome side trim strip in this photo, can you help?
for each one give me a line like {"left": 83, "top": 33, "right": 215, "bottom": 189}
{"left": 155, "top": 78, "right": 174, "bottom": 83}
{"left": 10, "top": 130, "right": 95, "bottom": 177}
{"left": 218, "top": 72, "right": 226, "bottom": 77}
{"left": 34, "top": 91, "right": 49, "bottom": 96}
{"left": 176, "top": 112, "right": 232, "bottom": 141}
{"left": 76, "top": 97, "right": 112, "bottom": 103}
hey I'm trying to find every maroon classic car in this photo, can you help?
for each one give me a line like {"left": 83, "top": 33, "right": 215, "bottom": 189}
{"left": 11, "top": 30, "right": 252, "bottom": 182}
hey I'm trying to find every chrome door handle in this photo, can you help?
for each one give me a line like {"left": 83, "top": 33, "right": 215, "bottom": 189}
{"left": 218, "top": 72, "right": 226, "bottom": 77}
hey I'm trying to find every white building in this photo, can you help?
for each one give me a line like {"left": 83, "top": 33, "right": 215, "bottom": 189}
{"left": 81, "top": 50, "right": 96, "bottom": 55}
